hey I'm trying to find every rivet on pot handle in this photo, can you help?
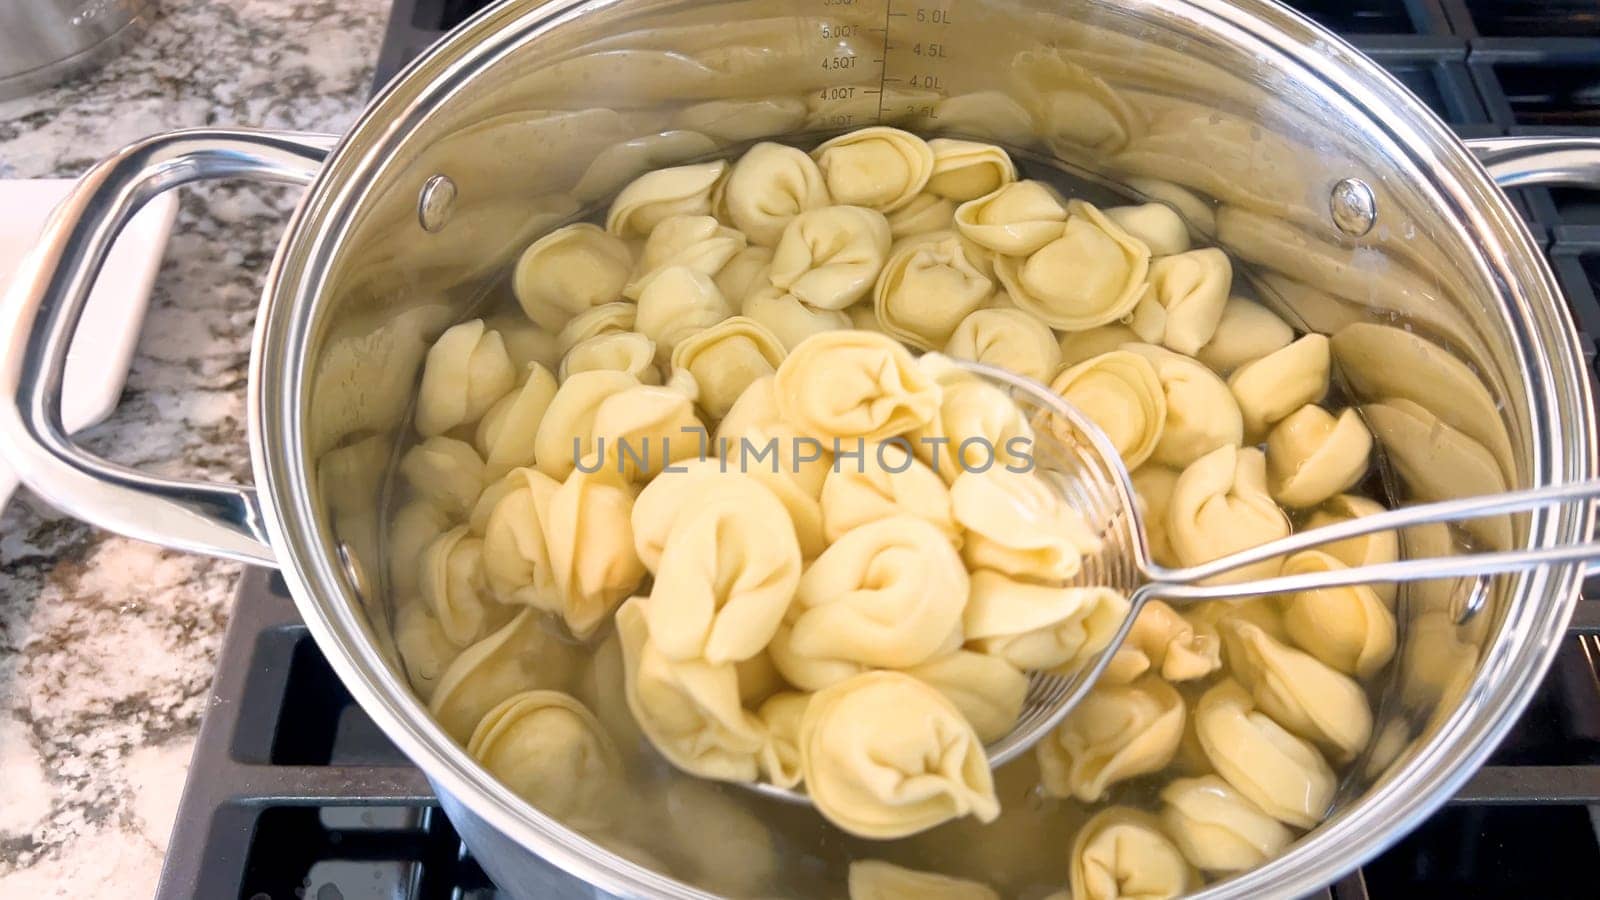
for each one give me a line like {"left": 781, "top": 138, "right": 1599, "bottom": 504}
{"left": 0, "top": 128, "right": 338, "bottom": 566}
{"left": 1466, "top": 136, "right": 1600, "bottom": 188}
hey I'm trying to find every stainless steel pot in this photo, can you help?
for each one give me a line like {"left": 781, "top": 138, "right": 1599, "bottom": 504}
{"left": 0, "top": 1, "right": 158, "bottom": 100}
{"left": 3, "top": 0, "right": 1598, "bottom": 897}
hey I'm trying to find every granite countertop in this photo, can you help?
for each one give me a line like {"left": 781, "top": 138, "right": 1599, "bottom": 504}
{"left": 0, "top": 2, "right": 386, "bottom": 895}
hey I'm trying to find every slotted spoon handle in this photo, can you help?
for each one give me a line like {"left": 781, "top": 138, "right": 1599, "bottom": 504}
{"left": 1136, "top": 478, "right": 1600, "bottom": 605}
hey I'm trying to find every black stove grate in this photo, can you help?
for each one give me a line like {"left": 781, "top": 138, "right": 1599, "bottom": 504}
{"left": 154, "top": 2, "right": 1600, "bottom": 898}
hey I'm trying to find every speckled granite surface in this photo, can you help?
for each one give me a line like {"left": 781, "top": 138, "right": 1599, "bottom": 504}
{"left": 0, "top": 2, "right": 385, "bottom": 895}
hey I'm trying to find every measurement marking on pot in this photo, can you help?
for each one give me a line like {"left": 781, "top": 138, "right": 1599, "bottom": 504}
{"left": 878, "top": 1, "right": 957, "bottom": 122}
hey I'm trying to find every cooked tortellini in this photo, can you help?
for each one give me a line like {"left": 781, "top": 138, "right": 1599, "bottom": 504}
{"left": 542, "top": 467, "right": 647, "bottom": 639}
{"left": 476, "top": 363, "right": 559, "bottom": 477}
{"left": 1050, "top": 350, "right": 1167, "bottom": 470}
{"left": 1195, "top": 298, "right": 1294, "bottom": 373}
{"left": 944, "top": 307, "right": 1062, "bottom": 383}
{"left": 713, "top": 244, "right": 775, "bottom": 304}
{"left": 400, "top": 436, "right": 487, "bottom": 518}
{"left": 415, "top": 319, "right": 517, "bottom": 437}
{"left": 466, "top": 690, "right": 622, "bottom": 831}
{"left": 634, "top": 265, "right": 735, "bottom": 357}
{"left": 741, "top": 285, "right": 852, "bottom": 350}
{"left": 625, "top": 214, "right": 746, "bottom": 298}
{"left": 532, "top": 369, "right": 638, "bottom": 480}
{"left": 588, "top": 376, "right": 706, "bottom": 481}
{"left": 606, "top": 160, "right": 727, "bottom": 237}
{"left": 954, "top": 180, "right": 1069, "bottom": 256}
{"left": 1159, "top": 775, "right": 1293, "bottom": 873}
{"left": 481, "top": 466, "right": 561, "bottom": 610}
{"left": 1069, "top": 807, "right": 1196, "bottom": 900}
{"left": 1194, "top": 680, "right": 1336, "bottom": 828}
{"left": 1167, "top": 445, "right": 1291, "bottom": 582}
{"left": 559, "top": 331, "right": 660, "bottom": 385}
{"left": 773, "top": 330, "right": 941, "bottom": 443}
{"left": 965, "top": 574, "right": 1128, "bottom": 671}
{"left": 1279, "top": 550, "right": 1398, "bottom": 679}
{"left": 1059, "top": 323, "right": 1141, "bottom": 369}
{"left": 1038, "top": 674, "right": 1186, "bottom": 802}
{"left": 1105, "top": 203, "right": 1189, "bottom": 257}
{"left": 1223, "top": 621, "right": 1373, "bottom": 762}
{"left": 1305, "top": 494, "right": 1399, "bottom": 605}
{"left": 1128, "top": 248, "right": 1232, "bottom": 356}
{"left": 616, "top": 598, "right": 766, "bottom": 781}
{"left": 799, "top": 671, "right": 1000, "bottom": 838}
{"left": 913, "top": 356, "right": 1035, "bottom": 481}
{"left": 769, "top": 205, "right": 893, "bottom": 310}
{"left": 996, "top": 201, "right": 1151, "bottom": 330}
{"left": 513, "top": 223, "right": 633, "bottom": 325}
{"left": 719, "top": 141, "right": 832, "bottom": 245}
{"left": 873, "top": 232, "right": 994, "bottom": 350}
{"left": 555, "top": 301, "right": 636, "bottom": 355}
{"left": 951, "top": 468, "right": 1099, "bottom": 583}
{"left": 887, "top": 192, "right": 957, "bottom": 238}
{"left": 632, "top": 460, "right": 824, "bottom": 570}
{"left": 848, "top": 860, "right": 1000, "bottom": 900}
{"left": 812, "top": 126, "right": 935, "bottom": 213}
{"left": 394, "top": 598, "right": 459, "bottom": 702}
{"left": 421, "top": 525, "right": 504, "bottom": 647}
{"left": 926, "top": 138, "right": 1018, "bottom": 201}
{"left": 819, "top": 441, "right": 957, "bottom": 543}
{"left": 756, "top": 691, "right": 808, "bottom": 788}
{"left": 1266, "top": 405, "right": 1373, "bottom": 508}
{"left": 1121, "top": 343, "right": 1244, "bottom": 470}
{"left": 428, "top": 609, "right": 580, "bottom": 742}
{"left": 783, "top": 516, "right": 968, "bottom": 673}
{"left": 903, "top": 650, "right": 1028, "bottom": 744}
{"left": 717, "top": 373, "right": 834, "bottom": 496}
{"left": 669, "top": 315, "right": 786, "bottom": 419}
{"left": 1110, "top": 600, "right": 1222, "bottom": 683}
{"left": 646, "top": 476, "right": 801, "bottom": 665}
{"left": 1130, "top": 465, "right": 1181, "bottom": 568}
{"left": 1228, "top": 333, "right": 1331, "bottom": 439}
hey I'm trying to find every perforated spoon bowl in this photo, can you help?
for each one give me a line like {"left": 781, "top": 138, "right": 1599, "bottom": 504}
{"left": 742, "top": 357, "right": 1600, "bottom": 806}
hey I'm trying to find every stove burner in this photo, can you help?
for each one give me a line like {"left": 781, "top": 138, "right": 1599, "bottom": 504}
{"left": 154, "top": 3, "right": 1600, "bottom": 897}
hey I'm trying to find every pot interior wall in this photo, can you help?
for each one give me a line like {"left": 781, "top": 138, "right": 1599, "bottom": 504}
{"left": 290, "top": 0, "right": 1569, "bottom": 894}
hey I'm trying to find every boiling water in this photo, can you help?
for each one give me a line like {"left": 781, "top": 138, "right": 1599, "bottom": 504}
{"left": 374, "top": 134, "right": 1448, "bottom": 898}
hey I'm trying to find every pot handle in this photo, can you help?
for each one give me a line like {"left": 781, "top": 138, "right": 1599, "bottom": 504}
{"left": 0, "top": 128, "right": 338, "bottom": 566}
{"left": 1466, "top": 136, "right": 1600, "bottom": 188}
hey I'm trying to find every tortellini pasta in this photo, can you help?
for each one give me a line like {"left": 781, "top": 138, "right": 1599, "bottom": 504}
{"left": 819, "top": 441, "right": 958, "bottom": 543}
{"left": 1059, "top": 323, "right": 1140, "bottom": 369}
{"left": 717, "top": 374, "right": 834, "bottom": 496}
{"left": 799, "top": 671, "right": 999, "bottom": 838}
{"left": 1130, "top": 465, "right": 1181, "bottom": 567}
{"left": 926, "top": 138, "right": 1017, "bottom": 202}
{"left": 481, "top": 466, "right": 561, "bottom": 609}
{"left": 812, "top": 126, "right": 935, "bottom": 213}
{"left": 646, "top": 476, "right": 801, "bottom": 664}
{"left": 873, "top": 232, "right": 994, "bottom": 350}
{"left": 1159, "top": 775, "right": 1293, "bottom": 873}
{"left": 669, "top": 315, "right": 786, "bottom": 419}
{"left": 542, "top": 467, "right": 647, "bottom": 639}
{"left": 951, "top": 468, "right": 1099, "bottom": 582}
{"left": 903, "top": 650, "right": 1028, "bottom": 745}
{"left": 415, "top": 319, "right": 517, "bottom": 437}
{"left": 1167, "top": 445, "right": 1291, "bottom": 582}
{"left": 588, "top": 376, "right": 706, "bottom": 481}
{"left": 741, "top": 286, "right": 852, "bottom": 350}
{"left": 1279, "top": 550, "right": 1398, "bottom": 679}
{"left": 513, "top": 223, "right": 632, "bottom": 324}
{"left": 848, "top": 860, "right": 1000, "bottom": 900}
{"left": 1266, "top": 405, "right": 1372, "bottom": 508}
{"left": 1104, "top": 203, "right": 1189, "bottom": 257}
{"left": 887, "top": 192, "right": 957, "bottom": 238}
{"left": 466, "top": 690, "right": 622, "bottom": 831}
{"left": 1121, "top": 343, "right": 1244, "bottom": 470}
{"left": 965, "top": 574, "right": 1128, "bottom": 671}
{"left": 532, "top": 369, "right": 638, "bottom": 480}
{"left": 757, "top": 692, "right": 809, "bottom": 788}
{"left": 1050, "top": 350, "right": 1167, "bottom": 470}
{"left": 773, "top": 330, "right": 941, "bottom": 443}
{"left": 954, "top": 180, "right": 1068, "bottom": 256}
{"left": 555, "top": 301, "right": 635, "bottom": 355}
{"left": 400, "top": 436, "right": 486, "bottom": 518}
{"left": 1195, "top": 298, "right": 1293, "bottom": 373}
{"left": 606, "top": 160, "right": 727, "bottom": 237}
{"left": 394, "top": 599, "right": 459, "bottom": 702}
{"left": 1305, "top": 494, "right": 1399, "bottom": 605}
{"left": 1069, "top": 807, "right": 1196, "bottom": 900}
{"left": 1128, "top": 248, "right": 1232, "bottom": 356}
{"left": 995, "top": 201, "right": 1151, "bottom": 330}
{"left": 428, "top": 609, "right": 580, "bottom": 742}
{"left": 634, "top": 266, "right": 735, "bottom": 357}
{"left": 1195, "top": 680, "right": 1336, "bottom": 829}
{"left": 1110, "top": 600, "right": 1221, "bottom": 683}
{"left": 1227, "top": 334, "right": 1331, "bottom": 439}
{"left": 783, "top": 516, "right": 968, "bottom": 672}
{"left": 559, "top": 331, "right": 660, "bottom": 385}
{"left": 714, "top": 244, "right": 775, "bottom": 303}
{"left": 625, "top": 214, "right": 746, "bottom": 298}
{"left": 476, "top": 363, "right": 559, "bottom": 477}
{"left": 913, "top": 356, "right": 1035, "bottom": 481}
{"left": 944, "top": 307, "right": 1062, "bottom": 384}
{"left": 421, "top": 525, "right": 505, "bottom": 646}
{"left": 769, "top": 205, "right": 893, "bottom": 310}
{"left": 1224, "top": 620, "right": 1373, "bottom": 762}
{"left": 1037, "top": 674, "right": 1186, "bottom": 802}
{"left": 719, "top": 141, "right": 832, "bottom": 245}
{"left": 616, "top": 598, "right": 766, "bottom": 781}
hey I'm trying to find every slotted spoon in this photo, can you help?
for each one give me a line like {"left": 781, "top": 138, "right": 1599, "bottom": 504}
{"left": 741, "top": 356, "right": 1600, "bottom": 806}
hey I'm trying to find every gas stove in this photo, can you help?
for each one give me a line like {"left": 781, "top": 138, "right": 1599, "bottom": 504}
{"left": 153, "top": 2, "right": 1600, "bottom": 897}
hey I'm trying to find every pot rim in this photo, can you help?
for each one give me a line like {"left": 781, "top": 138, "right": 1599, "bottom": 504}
{"left": 247, "top": 1, "right": 1597, "bottom": 897}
